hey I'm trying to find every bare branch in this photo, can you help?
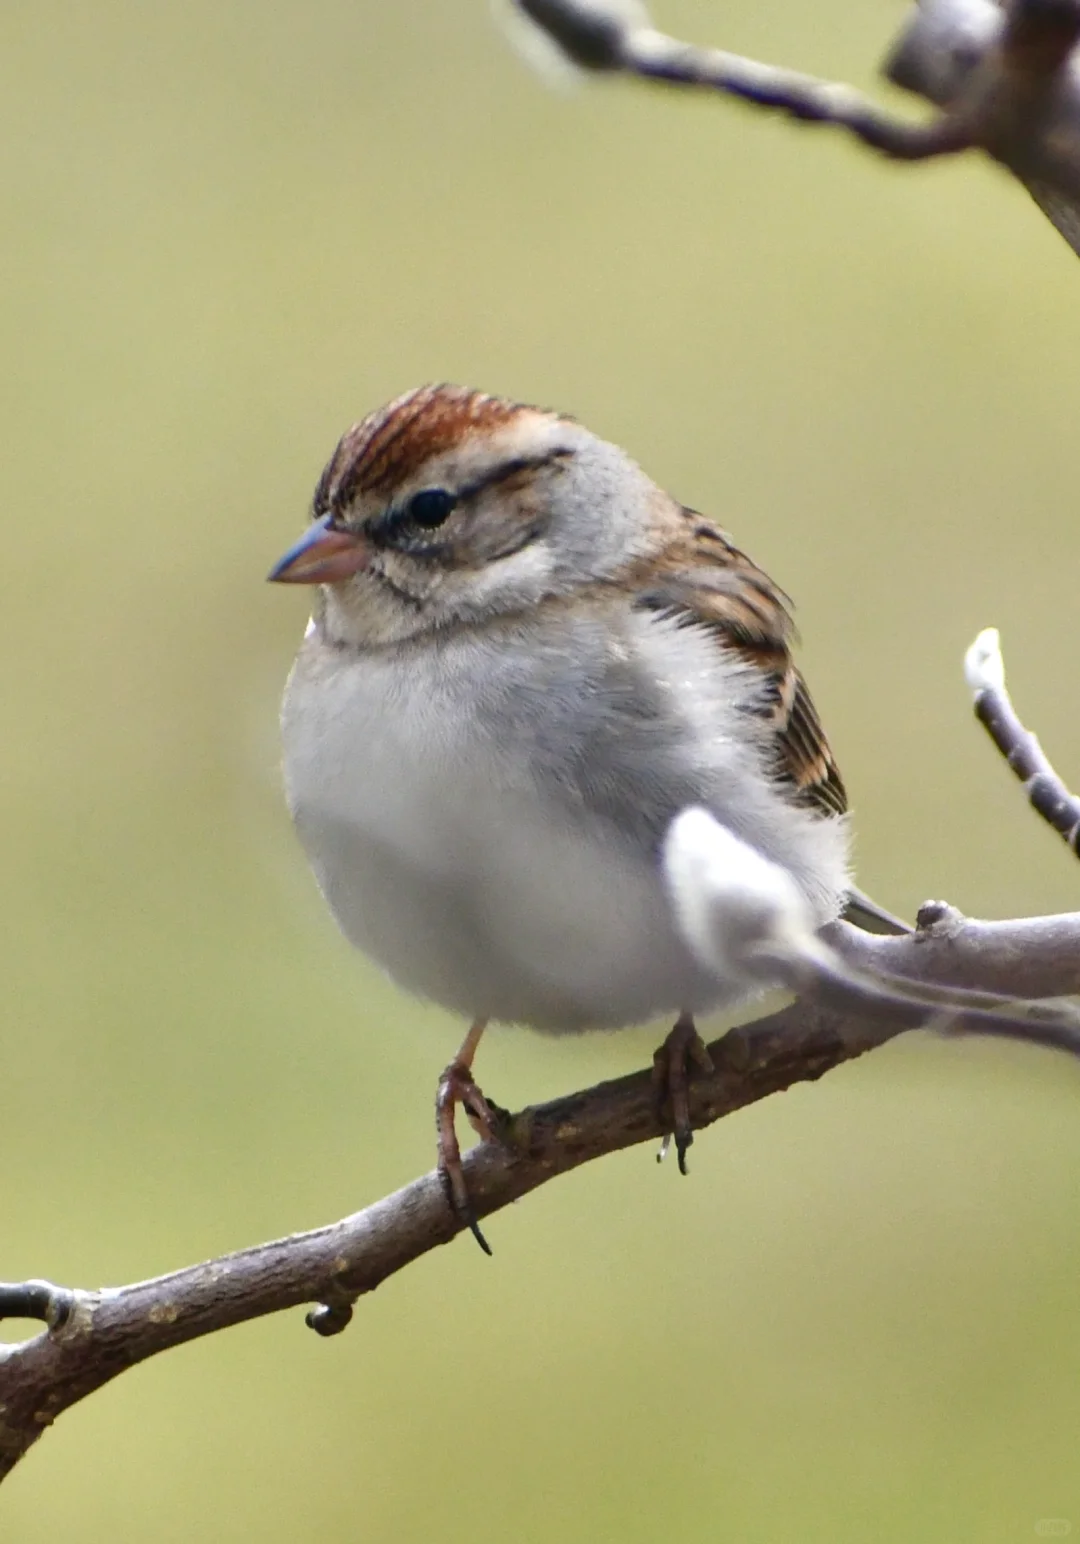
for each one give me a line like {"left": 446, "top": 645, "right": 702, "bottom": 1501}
{"left": 966, "top": 627, "right": 1080, "bottom": 854}
{"left": 506, "top": 0, "right": 1080, "bottom": 258}
{"left": 510, "top": 0, "right": 972, "bottom": 158}
{"left": 5, "top": 905, "right": 1080, "bottom": 1481}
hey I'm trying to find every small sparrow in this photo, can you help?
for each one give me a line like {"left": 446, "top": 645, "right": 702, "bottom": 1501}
{"left": 270, "top": 384, "right": 902, "bottom": 1247}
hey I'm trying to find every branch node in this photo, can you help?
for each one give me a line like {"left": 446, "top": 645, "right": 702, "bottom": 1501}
{"left": 915, "top": 899, "right": 965, "bottom": 933}
{"left": 305, "top": 1301, "right": 356, "bottom": 1338}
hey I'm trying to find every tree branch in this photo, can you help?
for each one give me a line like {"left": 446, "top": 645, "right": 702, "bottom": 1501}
{"left": 511, "top": 0, "right": 973, "bottom": 157}
{"left": 5, "top": 909, "right": 1080, "bottom": 1482}
{"left": 507, "top": 0, "right": 1080, "bottom": 257}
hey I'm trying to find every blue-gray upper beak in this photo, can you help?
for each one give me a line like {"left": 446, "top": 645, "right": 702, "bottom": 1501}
{"left": 268, "top": 515, "right": 371, "bottom": 584}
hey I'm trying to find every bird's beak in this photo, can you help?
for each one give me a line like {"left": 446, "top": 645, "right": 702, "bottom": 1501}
{"left": 267, "top": 515, "right": 371, "bottom": 584}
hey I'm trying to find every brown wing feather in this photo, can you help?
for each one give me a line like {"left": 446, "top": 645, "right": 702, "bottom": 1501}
{"left": 630, "top": 505, "right": 848, "bottom": 819}
{"left": 783, "top": 673, "right": 848, "bottom": 816}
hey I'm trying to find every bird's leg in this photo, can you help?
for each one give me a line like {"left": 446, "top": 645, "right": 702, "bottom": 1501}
{"left": 435, "top": 1019, "right": 508, "bottom": 1255}
{"left": 652, "top": 1012, "right": 714, "bottom": 1176}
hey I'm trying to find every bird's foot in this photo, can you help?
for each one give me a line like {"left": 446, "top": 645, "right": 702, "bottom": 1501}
{"left": 652, "top": 1013, "right": 714, "bottom": 1175}
{"left": 435, "top": 1025, "right": 509, "bottom": 1255}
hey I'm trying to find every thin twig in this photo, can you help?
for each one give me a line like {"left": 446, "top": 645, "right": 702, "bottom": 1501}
{"left": 513, "top": 0, "right": 973, "bottom": 159}
{"left": 966, "top": 627, "right": 1080, "bottom": 855}
{"left": 508, "top": 0, "right": 1080, "bottom": 258}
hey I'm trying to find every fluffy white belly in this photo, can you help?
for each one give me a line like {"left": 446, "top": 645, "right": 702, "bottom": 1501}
{"left": 282, "top": 644, "right": 731, "bottom": 1032}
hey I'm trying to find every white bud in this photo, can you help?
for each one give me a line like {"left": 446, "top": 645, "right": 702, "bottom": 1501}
{"left": 964, "top": 626, "right": 1005, "bottom": 695}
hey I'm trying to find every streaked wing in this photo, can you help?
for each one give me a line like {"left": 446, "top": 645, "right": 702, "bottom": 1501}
{"left": 631, "top": 506, "right": 848, "bottom": 819}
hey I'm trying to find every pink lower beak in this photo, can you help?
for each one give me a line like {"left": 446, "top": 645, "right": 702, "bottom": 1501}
{"left": 268, "top": 515, "right": 371, "bottom": 584}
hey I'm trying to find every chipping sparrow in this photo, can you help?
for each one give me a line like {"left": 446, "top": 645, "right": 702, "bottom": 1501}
{"left": 270, "top": 383, "right": 903, "bottom": 1246}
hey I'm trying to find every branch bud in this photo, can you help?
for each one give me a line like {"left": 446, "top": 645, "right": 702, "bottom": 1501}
{"left": 964, "top": 627, "right": 1006, "bottom": 695}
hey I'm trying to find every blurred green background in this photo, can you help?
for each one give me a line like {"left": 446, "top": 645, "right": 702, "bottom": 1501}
{"left": 5, "top": 1, "right": 1080, "bottom": 1538}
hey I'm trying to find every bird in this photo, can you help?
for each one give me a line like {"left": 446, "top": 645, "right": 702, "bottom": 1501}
{"left": 269, "top": 382, "right": 905, "bottom": 1249}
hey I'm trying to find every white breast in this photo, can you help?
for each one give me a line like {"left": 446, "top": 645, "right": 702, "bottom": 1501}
{"left": 281, "top": 610, "right": 848, "bottom": 1032}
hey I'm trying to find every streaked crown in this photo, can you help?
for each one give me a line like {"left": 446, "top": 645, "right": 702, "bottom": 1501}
{"left": 313, "top": 384, "right": 545, "bottom": 517}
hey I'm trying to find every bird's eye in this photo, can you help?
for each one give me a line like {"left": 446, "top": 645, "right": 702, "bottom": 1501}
{"left": 407, "top": 488, "right": 457, "bottom": 528}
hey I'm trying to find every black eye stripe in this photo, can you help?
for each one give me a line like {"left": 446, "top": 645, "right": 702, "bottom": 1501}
{"left": 457, "top": 448, "right": 573, "bottom": 501}
{"left": 363, "top": 448, "right": 573, "bottom": 548}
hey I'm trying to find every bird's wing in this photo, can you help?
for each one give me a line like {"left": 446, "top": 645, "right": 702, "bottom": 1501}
{"left": 627, "top": 505, "right": 911, "bottom": 934}
{"left": 629, "top": 505, "right": 848, "bottom": 819}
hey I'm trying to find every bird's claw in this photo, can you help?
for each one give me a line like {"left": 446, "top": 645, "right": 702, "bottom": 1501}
{"left": 436, "top": 1060, "right": 509, "bottom": 1254}
{"left": 652, "top": 1014, "right": 713, "bottom": 1174}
